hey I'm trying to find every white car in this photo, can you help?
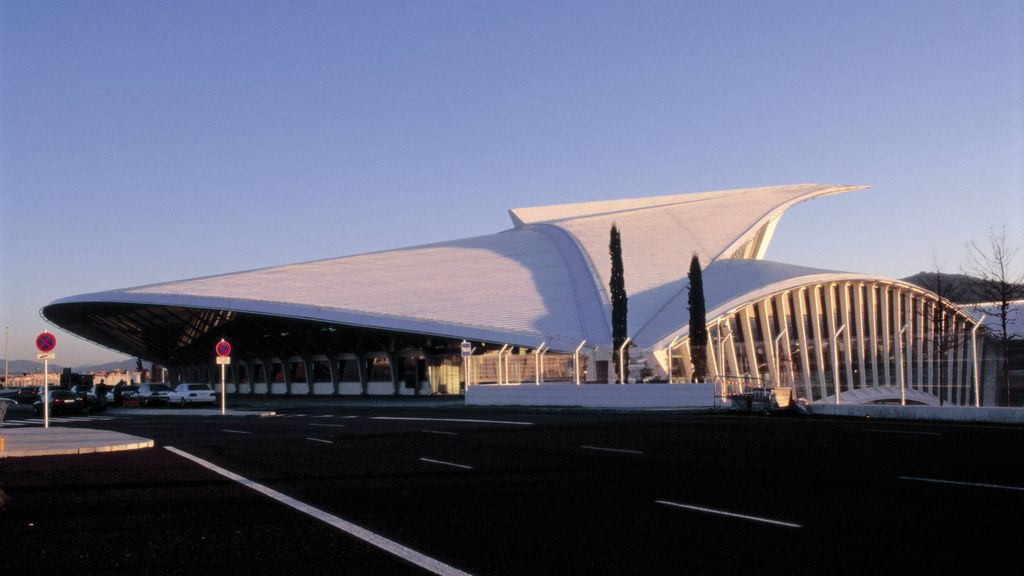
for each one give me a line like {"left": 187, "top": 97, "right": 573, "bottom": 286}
{"left": 137, "top": 383, "right": 173, "bottom": 406}
{"left": 169, "top": 383, "right": 216, "bottom": 406}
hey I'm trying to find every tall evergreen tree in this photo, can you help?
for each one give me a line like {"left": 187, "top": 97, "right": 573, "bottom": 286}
{"left": 688, "top": 253, "right": 708, "bottom": 382}
{"left": 609, "top": 225, "right": 628, "bottom": 382}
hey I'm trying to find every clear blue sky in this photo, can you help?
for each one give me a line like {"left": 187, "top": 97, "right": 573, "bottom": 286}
{"left": 2, "top": 0, "right": 1021, "bottom": 367}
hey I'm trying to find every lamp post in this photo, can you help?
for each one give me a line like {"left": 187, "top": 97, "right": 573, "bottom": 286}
{"left": 773, "top": 327, "right": 788, "bottom": 387}
{"left": 898, "top": 323, "right": 909, "bottom": 406}
{"left": 496, "top": 344, "right": 509, "bottom": 386}
{"left": 533, "top": 342, "right": 546, "bottom": 385}
{"left": 666, "top": 336, "right": 680, "bottom": 383}
{"left": 832, "top": 324, "right": 846, "bottom": 405}
{"left": 618, "top": 337, "right": 632, "bottom": 384}
{"left": 971, "top": 315, "right": 986, "bottom": 408}
{"left": 574, "top": 340, "right": 587, "bottom": 385}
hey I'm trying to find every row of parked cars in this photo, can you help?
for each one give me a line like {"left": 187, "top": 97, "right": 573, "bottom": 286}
{"left": 24, "top": 383, "right": 218, "bottom": 415}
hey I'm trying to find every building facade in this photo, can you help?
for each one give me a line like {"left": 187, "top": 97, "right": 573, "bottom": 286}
{"left": 43, "top": 184, "right": 984, "bottom": 405}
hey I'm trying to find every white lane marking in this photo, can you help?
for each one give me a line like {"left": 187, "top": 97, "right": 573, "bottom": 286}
{"left": 422, "top": 429, "right": 459, "bottom": 436}
{"left": 864, "top": 429, "right": 940, "bottom": 436}
{"left": 656, "top": 500, "right": 802, "bottom": 529}
{"left": 420, "top": 457, "right": 473, "bottom": 470}
{"left": 165, "top": 446, "right": 473, "bottom": 576}
{"left": 581, "top": 445, "right": 644, "bottom": 455}
{"left": 372, "top": 417, "right": 533, "bottom": 426}
{"left": 221, "top": 429, "right": 252, "bottom": 434}
{"left": 898, "top": 476, "right": 1024, "bottom": 492}
{"left": 306, "top": 437, "right": 334, "bottom": 444}
{"left": 313, "top": 415, "right": 334, "bottom": 418}
{"left": 309, "top": 423, "right": 346, "bottom": 428}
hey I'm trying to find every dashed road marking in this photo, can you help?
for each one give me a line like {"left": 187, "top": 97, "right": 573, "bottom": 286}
{"left": 309, "top": 423, "right": 346, "bottom": 428}
{"left": 221, "top": 429, "right": 252, "bottom": 434}
{"left": 420, "top": 457, "right": 473, "bottom": 470}
{"left": 422, "top": 429, "right": 459, "bottom": 436}
{"left": 656, "top": 500, "right": 802, "bottom": 529}
{"left": 864, "top": 429, "right": 941, "bottom": 436}
{"left": 306, "top": 437, "right": 333, "bottom": 444}
{"left": 581, "top": 445, "right": 644, "bottom": 455}
{"left": 372, "top": 417, "right": 532, "bottom": 426}
{"left": 898, "top": 476, "right": 1024, "bottom": 492}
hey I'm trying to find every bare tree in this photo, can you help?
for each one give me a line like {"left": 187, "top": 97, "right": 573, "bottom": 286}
{"left": 964, "top": 226, "right": 1024, "bottom": 405}
{"left": 918, "top": 254, "right": 963, "bottom": 405}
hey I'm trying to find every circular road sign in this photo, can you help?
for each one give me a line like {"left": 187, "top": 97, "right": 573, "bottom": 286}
{"left": 215, "top": 339, "right": 232, "bottom": 357}
{"left": 36, "top": 332, "right": 57, "bottom": 353}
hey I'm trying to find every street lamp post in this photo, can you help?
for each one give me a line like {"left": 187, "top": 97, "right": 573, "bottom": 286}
{"left": 832, "top": 325, "right": 846, "bottom": 405}
{"left": 971, "top": 315, "right": 986, "bottom": 408}
{"left": 618, "top": 337, "right": 632, "bottom": 384}
{"left": 898, "top": 323, "right": 909, "bottom": 406}
{"left": 666, "top": 336, "right": 680, "bottom": 383}
{"left": 773, "top": 327, "right": 788, "bottom": 387}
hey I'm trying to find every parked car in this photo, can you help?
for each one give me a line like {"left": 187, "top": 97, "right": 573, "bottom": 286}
{"left": 106, "top": 385, "right": 139, "bottom": 406}
{"left": 33, "top": 389, "right": 87, "bottom": 415}
{"left": 137, "top": 384, "right": 172, "bottom": 406}
{"left": 169, "top": 383, "right": 216, "bottom": 406}
{"left": 16, "top": 386, "right": 41, "bottom": 404}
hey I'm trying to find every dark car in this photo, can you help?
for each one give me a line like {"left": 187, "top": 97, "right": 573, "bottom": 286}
{"left": 16, "top": 386, "right": 40, "bottom": 404}
{"left": 33, "top": 389, "right": 87, "bottom": 416}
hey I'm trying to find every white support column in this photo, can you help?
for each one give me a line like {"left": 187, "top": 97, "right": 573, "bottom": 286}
{"left": 838, "top": 283, "right": 855, "bottom": 390}
{"left": 793, "top": 288, "right": 813, "bottom": 400}
{"left": 757, "top": 299, "right": 778, "bottom": 387}
{"left": 854, "top": 284, "right": 867, "bottom": 389}
{"left": 921, "top": 295, "right": 929, "bottom": 389}
{"left": 904, "top": 291, "right": 914, "bottom": 390}
{"left": 880, "top": 287, "right": 892, "bottom": 387}
{"left": 808, "top": 285, "right": 828, "bottom": 400}
{"left": 946, "top": 323, "right": 956, "bottom": 404}
{"left": 867, "top": 284, "right": 880, "bottom": 388}
{"left": 925, "top": 300, "right": 936, "bottom": 395}
{"left": 955, "top": 318, "right": 967, "bottom": 405}
{"left": 823, "top": 283, "right": 841, "bottom": 396}
{"left": 776, "top": 292, "right": 795, "bottom": 386}
{"left": 740, "top": 305, "right": 760, "bottom": 383}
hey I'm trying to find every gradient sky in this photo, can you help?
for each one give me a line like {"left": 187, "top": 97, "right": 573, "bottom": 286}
{"left": 2, "top": 0, "right": 1022, "bottom": 367}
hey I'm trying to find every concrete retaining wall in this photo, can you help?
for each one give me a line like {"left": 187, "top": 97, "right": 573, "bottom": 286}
{"left": 809, "top": 403, "right": 1024, "bottom": 424}
{"left": 466, "top": 383, "right": 717, "bottom": 408}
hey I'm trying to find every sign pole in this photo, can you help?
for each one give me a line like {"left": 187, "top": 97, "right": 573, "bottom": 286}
{"left": 44, "top": 355, "right": 49, "bottom": 429}
{"left": 215, "top": 339, "right": 232, "bottom": 416}
{"left": 35, "top": 331, "right": 57, "bottom": 429}
{"left": 220, "top": 362, "right": 226, "bottom": 416}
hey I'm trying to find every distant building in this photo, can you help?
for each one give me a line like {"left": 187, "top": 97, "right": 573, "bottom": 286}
{"left": 43, "top": 184, "right": 989, "bottom": 405}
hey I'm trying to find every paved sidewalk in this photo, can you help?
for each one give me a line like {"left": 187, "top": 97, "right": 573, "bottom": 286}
{"left": 0, "top": 427, "right": 154, "bottom": 458}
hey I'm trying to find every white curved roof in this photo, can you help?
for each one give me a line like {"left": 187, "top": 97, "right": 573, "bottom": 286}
{"left": 47, "top": 183, "right": 869, "bottom": 352}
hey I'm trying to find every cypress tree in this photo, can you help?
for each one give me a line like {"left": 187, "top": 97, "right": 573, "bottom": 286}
{"left": 688, "top": 253, "right": 708, "bottom": 382}
{"left": 609, "top": 224, "right": 628, "bottom": 382}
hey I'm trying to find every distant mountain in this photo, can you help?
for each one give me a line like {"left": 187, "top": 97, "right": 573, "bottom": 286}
{"left": 3, "top": 358, "right": 137, "bottom": 375}
{"left": 900, "top": 271, "right": 1023, "bottom": 304}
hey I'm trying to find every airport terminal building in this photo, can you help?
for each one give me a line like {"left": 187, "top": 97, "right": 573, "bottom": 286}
{"left": 43, "top": 184, "right": 989, "bottom": 407}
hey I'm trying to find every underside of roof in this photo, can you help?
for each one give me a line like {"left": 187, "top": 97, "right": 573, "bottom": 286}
{"left": 44, "top": 183, "right": 871, "bottom": 358}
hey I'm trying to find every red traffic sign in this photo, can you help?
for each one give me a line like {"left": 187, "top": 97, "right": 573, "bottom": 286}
{"left": 36, "top": 332, "right": 57, "bottom": 353}
{"left": 215, "top": 339, "right": 232, "bottom": 357}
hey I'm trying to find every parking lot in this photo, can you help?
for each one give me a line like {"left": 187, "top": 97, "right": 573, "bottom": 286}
{"left": 2, "top": 399, "right": 1023, "bottom": 574}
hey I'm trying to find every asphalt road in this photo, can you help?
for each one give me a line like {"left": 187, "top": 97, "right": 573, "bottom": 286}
{"left": 2, "top": 399, "right": 1023, "bottom": 575}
